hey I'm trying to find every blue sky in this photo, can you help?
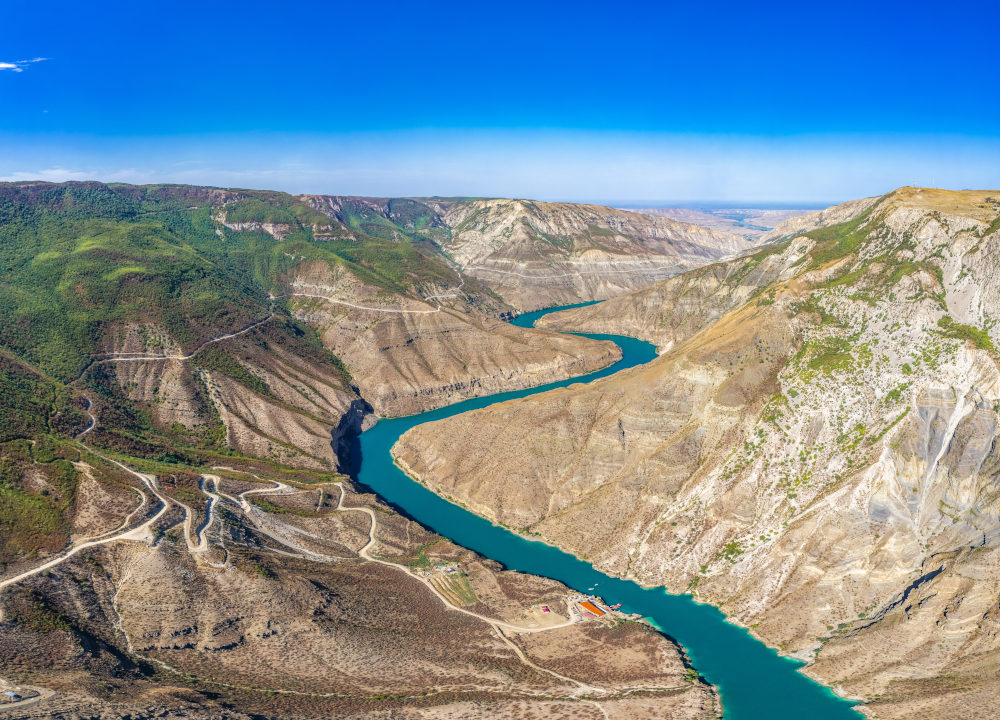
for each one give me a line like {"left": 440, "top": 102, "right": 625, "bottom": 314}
{"left": 1, "top": 1, "right": 997, "bottom": 204}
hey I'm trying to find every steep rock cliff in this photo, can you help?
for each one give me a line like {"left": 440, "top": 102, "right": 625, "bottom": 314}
{"left": 394, "top": 187, "right": 1000, "bottom": 718}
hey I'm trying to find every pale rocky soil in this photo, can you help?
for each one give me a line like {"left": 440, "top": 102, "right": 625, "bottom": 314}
{"left": 395, "top": 187, "right": 1000, "bottom": 719}
{"left": 0, "top": 471, "right": 718, "bottom": 719}
{"left": 288, "top": 260, "right": 621, "bottom": 417}
{"left": 430, "top": 198, "right": 749, "bottom": 311}
{"left": 70, "top": 464, "right": 138, "bottom": 538}
{"left": 105, "top": 328, "right": 356, "bottom": 471}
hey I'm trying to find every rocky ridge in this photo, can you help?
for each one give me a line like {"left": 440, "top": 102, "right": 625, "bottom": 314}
{"left": 286, "top": 259, "right": 620, "bottom": 418}
{"left": 429, "top": 198, "right": 749, "bottom": 311}
{"left": 393, "top": 187, "right": 1000, "bottom": 719}
{"left": 293, "top": 194, "right": 752, "bottom": 312}
{"left": 0, "top": 181, "right": 731, "bottom": 718}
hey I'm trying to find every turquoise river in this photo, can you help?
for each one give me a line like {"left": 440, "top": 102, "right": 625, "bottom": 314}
{"left": 356, "top": 303, "right": 862, "bottom": 719}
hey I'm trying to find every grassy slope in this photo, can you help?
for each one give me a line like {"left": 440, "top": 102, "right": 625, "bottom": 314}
{"left": 0, "top": 182, "right": 471, "bottom": 564}
{"left": 0, "top": 184, "right": 467, "bottom": 383}
{"left": 0, "top": 183, "right": 271, "bottom": 380}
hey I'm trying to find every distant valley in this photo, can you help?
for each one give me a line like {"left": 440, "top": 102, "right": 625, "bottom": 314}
{"left": 626, "top": 207, "right": 816, "bottom": 241}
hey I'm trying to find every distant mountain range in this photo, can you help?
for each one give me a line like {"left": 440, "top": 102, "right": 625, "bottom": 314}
{"left": 625, "top": 206, "right": 818, "bottom": 241}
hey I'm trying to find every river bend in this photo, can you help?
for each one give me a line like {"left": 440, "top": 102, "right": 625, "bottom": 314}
{"left": 356, "top": 302, "right": 861, "bottom": 719}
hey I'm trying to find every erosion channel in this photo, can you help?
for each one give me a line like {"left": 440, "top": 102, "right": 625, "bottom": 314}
{"left": 357, "top": 302, "right": 862, "bottom": 719}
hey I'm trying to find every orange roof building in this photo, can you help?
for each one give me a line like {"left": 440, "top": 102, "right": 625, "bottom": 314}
{"left": 579, "top": 600, "right": 605, "bottom": 617}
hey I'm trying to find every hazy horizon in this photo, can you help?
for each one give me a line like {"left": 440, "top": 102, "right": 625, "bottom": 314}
{"left": 0, "top": 169, "right": 838, "bottom": 209}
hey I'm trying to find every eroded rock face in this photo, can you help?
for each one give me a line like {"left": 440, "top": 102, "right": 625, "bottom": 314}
{"left": 394, "top": 187, "right": 1000, "bottom": 718}
{"left": 100, "top": 327, "right": 357, "bottom": 471}
{"left": 433, "top": 198, "right": 750, "bottom": 311}
{"left": 535, "top": 235, "right": 824, "bottom": 351}
{"left": 297, "top": 195, "right": 749, "bottom": 313}
{"left": 288, "top": 263, "right": 621, "bottom": 418}
{"left": 395, "top": 298, "right": 801, "bottom": 574}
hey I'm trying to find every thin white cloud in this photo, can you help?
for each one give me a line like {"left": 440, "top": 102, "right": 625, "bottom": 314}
{"left": 0, "top": 167, "right": 155, "bottom": 184}
{"left": 0, "top": 57, "right": 48, "bottom": 72}
{"left": 0, "top": 168, "right": 92, "bottom": 182}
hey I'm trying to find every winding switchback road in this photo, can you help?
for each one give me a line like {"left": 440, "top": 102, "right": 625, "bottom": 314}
{"left": 70, "top": 301, "right": 275, "bottom": 383}
{"left": 287, "top": 279, "right": 465, "bottom": 315}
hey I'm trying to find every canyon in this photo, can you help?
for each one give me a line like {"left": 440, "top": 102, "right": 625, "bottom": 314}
{"left": 0, "top": 182, "right": 739, "bottom": 718}
{"left": 5, "top": 181, "right": 998, "bottom": 719}
{"left": 395, "top": 187, "right": 1000, "bottom": 719}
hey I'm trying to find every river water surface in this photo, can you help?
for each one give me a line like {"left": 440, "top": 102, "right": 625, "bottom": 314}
{"left": 356, "top": 303, "right": 861, "bottom": 719}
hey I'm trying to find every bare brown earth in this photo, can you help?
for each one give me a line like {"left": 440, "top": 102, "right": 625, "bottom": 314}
{"left": 395, "top": 187, "right": 1000, "bottom": 719}
{"left": 0, "top": 468, "right": 718, "bottom": 719}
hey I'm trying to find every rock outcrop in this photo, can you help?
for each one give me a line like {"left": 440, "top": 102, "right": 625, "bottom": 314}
{"left": 394, "top": 187, "right": 1000, "bottom": 719}
{"left": 432, "top": 198, "right": 749, "bottom": 311}
{"left": 289, "top": 263, "right": 621, "bottom": 417}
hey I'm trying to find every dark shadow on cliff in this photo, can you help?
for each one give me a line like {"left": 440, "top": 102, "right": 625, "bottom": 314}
{"left": 331, "top": 392, "right": 374, "bottom": 480}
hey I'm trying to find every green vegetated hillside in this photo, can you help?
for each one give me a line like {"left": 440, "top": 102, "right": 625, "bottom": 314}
{"left": 0, "top": 182, "right": 476, "bottom": 460}
{"left": 0, "top": 183, "right": 466, "bottom": 383}
{"left": 0, "top": 182, "right": 477, "bottom": 569}
{"left": 0, "top": 353, "right": 94, "bottom": 570}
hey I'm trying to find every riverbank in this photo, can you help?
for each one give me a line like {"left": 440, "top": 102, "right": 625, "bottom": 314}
{"left": 360, "top": 304, "right": 862, "bottom": 719}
